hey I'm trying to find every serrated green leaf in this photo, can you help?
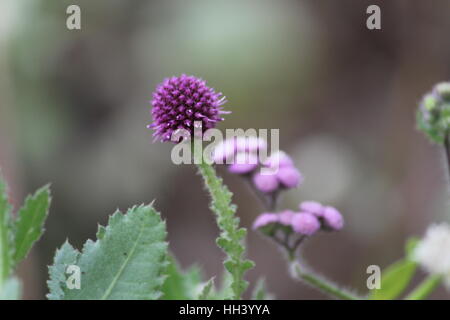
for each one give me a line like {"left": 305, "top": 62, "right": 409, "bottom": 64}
{"left": 369, "top": 259, "right": 417, "bottom": 300}
{"left": 13, "top": 185, "right": 51, "bottom": 264}
{"left": 198, "top": 278, "right": 214, "bottom": 300}
{"left": 0, "top": 277, "right": 22, "bottom": 300}
{"left": 161, "top": 255, "right": 203, "bottom": 300}
{"left": 47, "top": 204, "right": 168, "bottom": 300}
{"left": 46, "top": 241, "right": 80, "bottom": 300}
{"left": 0, "top": 174, "right": 13, "bottom": 286}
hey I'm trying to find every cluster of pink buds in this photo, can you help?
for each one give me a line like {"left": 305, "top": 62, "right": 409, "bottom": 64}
{"left": 252, "top": 151, "right": 303, "bottom": 193}
{"left": 213, "top": 138, "right": 343, "bottom": 256}
{"left": 253, "top": 201, "right": 344, "bottom": 235}
{"left": 213, "top": 139, "right": 303, "bottom": 208}
{"left": 252, "top": 201, "right": 344, "bottom": 256}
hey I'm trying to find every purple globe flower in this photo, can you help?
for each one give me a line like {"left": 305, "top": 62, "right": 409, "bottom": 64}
{"left": 149, "top": 75, "right": 228, "bottom": 142}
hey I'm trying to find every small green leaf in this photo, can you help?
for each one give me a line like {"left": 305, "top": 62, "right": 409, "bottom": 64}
{"left": 198, "top": 278, "right": 214, "bottom": 300}
{"left": 47, "top": 204, "right": 168, "bottom": 300}
{"left": 13, "top": 185, "right": 51, "bottom": 264}
{"left": 0, "top": 277, "right": 22, "bottom": 300}
{"left": 161, "top": 255, "right": 202, "bottom": 300}
{"left": 252, "top": 278, "right": 273, "bottom": 300}
{"left": 369, "top": 259, "right": 417, "bottom": 300}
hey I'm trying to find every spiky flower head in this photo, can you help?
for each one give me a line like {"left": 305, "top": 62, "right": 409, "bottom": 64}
{"left": 149, "top": 75, "right": 228, "bottom": 142}
{"left": 417, "top": 82, "right": 450, "bottom": 144}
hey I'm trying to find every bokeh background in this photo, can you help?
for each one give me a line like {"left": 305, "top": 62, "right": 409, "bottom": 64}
{"left": 1, "top": 0, "right": 450, "bottom": 299}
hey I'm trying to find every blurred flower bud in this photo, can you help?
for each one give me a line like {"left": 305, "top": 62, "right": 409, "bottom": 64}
{"left": 322, "top": 206, "right": 344, "bottom": 231}
{"left": 252, "top": 172, "right": 280, "bottom": 193}
{"left": 252, "top": 213, "right": 279, "bottom": 230}
{"left": 278, "top": 210, "right": 296, "bottom": 226}
{"left": 299, "top": 201, "right": 324, "bottom": 217}
{"left": 228, "top": 153, "right": 259, "bottom": 174}
{"left": 263, "top": 151, "right": 294, "bottom": 169}
{"left": 291, "top": 212, "right": 320, "bottom": 236}
{"left": 417, "top": 82, "right": 450, "bottom": 144}
{"left": 277, "top": 167, "right": 303, "bottom": 188}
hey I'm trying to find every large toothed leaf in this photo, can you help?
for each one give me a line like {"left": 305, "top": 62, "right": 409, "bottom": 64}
{"left": 46, "top": 241, "right": 80, "bottom": 300}
{"left": 47, "top": 204, "right": 168, "bottom": 300}
{"left": 13, "top": 185, "right": 51, "bottom": 264}
{"left": 0, "top": 175, "right": 13, "bottom": 285}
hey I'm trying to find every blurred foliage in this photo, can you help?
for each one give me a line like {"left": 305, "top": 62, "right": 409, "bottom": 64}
{"left": 1, "top": 0, "right": 450, "bottom": 299}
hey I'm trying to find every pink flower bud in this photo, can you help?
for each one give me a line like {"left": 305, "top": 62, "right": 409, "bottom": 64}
{"left": 263, "top": 151, "right": 294, "bottom": 169}
{"left": 278, "top": 210, "right": 295, "bottom": 226}
{"left": 322, "top": 206, "right": 344, "bottom": 231}
{"left": 291, "top": 212, "right": 320, "bottom": 235}
{"left": 277, "top": 167, "right": 303, "bottom": 188}
{"left": 252, "top": 213, "right": 278, "bottom": 229}
{"left": 252, "top": 172, "right": 279, "bottom": 193}
{"left": 299, "top": 201, "right": 324, "bottom": 217}
{"left": 228, "top": 152, "right": 259, "bottom": 174}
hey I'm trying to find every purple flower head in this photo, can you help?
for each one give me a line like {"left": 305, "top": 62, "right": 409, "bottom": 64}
{"left": 252, "top": 172, "right": 280, "bottom": 193}
{"left": 299, "top": 201, "right": 324, "bottom": 217}
{"left": 252, "top": 213, "right": 279, "bottom": 230}
{"left": 276, "top": 167, "right": 303, "bottom": 188}
{"left": 149, "top": 75, "right": 228, "bottom": 142}
{"left": 228, "top": 152, "right": 259, "bottom": 174}
{"left": 322, "top": 206, "right": 344, "bottom": 231}
{"left": 278, "top": 210, "right": 295, "bottom": 226}
{"left": 291, "top": 212, "right": 320, "bottom": 236}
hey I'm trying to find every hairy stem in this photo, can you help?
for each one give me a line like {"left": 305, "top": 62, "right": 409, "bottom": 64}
{"left": 196, "top": 146, "right": 254, "bottom": 299}
{"left": 405, "top": 274, "right": 441, "bottom": 300}
{"left": 292, "top": 263, "right": 362, "bottom": 300}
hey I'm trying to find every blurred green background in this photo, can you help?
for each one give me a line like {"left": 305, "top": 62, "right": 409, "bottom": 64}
{"left": 1, "top": 0, "right": 450, "bottom": 299}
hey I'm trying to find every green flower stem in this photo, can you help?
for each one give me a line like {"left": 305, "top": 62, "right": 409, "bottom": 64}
{"left": 405, "top": 274, "right": 442, "bottom": 300}
{"left": 444, "top": 134, "right": 450, "bottom": 182}
{"left": 196, "top": 157, "right": 254, "bottom": 300}
{"left": 292, "top": 263, "right": 362, "bottom": 300}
